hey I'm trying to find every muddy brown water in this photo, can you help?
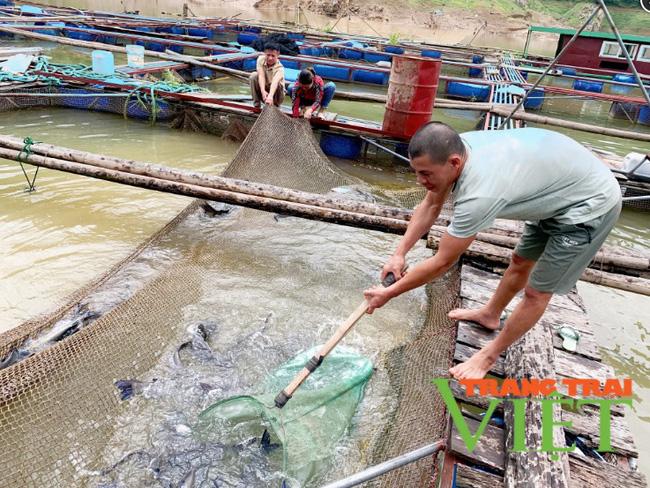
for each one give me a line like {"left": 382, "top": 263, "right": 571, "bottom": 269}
{"left": 1, "top": 2, "right": 650, "bottom": 483}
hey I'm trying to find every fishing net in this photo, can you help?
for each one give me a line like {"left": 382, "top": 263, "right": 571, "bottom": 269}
{"left": 196, "top": 346, "right": 373, "bottom": 486}
{"left": 0, "top": 106, "right": 455, "bottom": 487}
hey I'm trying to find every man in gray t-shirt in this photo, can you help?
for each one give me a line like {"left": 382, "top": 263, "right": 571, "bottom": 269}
{"left": 363, "top": 122, "right": 622, "bottom": 380}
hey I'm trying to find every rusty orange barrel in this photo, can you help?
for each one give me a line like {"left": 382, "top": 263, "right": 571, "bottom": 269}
{"left": 382, "top": 55, "right": 441, "bottom": 138}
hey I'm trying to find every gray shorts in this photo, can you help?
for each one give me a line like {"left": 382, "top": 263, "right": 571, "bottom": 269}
{"left": 514, "top": 200, "right": 622, "bottom": 294}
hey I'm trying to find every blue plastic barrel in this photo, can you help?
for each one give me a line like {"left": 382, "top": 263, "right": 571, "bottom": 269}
{"left": 287, "top": 33, "right": 305, "bottom": 40}
{"left": 188, "top": 27, "right": 211, "bottom": 38}
{"left": 611, "top": 73, "right": 636, "bottom": 95}
{"left": 573, "top": 79, "right": 603, "bottom": 93}
{"left": 320, "top": 133, "right": 362, "bottom": 159}
{"left": 171, "top": 26, "right": 186, "bottom": 35}
{"left": 35, "top": 21, "right": 65, "bottom": 36}
{"left": 339, "top": 48, "right": 363, "bottom": 60}
{"left": 134, "top": 26, "right": 151, "bottom": 32}
{"left": 168, "top": 45, "right": 184, "bottom": 54}
{"left": 363, "top": 52, "right": 391, "bottom": 63}
{"left": 282, "top": 60, "right": 301, "bottom": 70}
{"left": 66, "top": 30, "right": 97, "bottom": 42}
{"left": 212, "top": 26, "right": 225, "bottom": 36}
{"left": 285, "top": 68, "right": 300, "bottom": 83}
{"left": 638, "top": 105, "right": 650, "bottom": 126}
{"left": 468, "top": 54, "right": 483, "bottom": 78}
{"left": 352, "top": 69, "right": 388, "bottom": 85}
{"left": 237, "top": 32, "right": 259, "bottom": 45}
{"left": 445, "top": 81, "right": 490, "bottom": 101}
{"left": 384, "top": 46, "right": 404, "bottom": 55}
{"left": 523, "top": 88, "right": 544, "bottom": 110}
{"left": 157, "top": 27, "right": 175, "bottom": 33}
{"left": 559, "top": 67, "right": 577, "bottom": 76}
{"left": 421, "top": 50, "right": 441, "bottom": 58}
{"left": 314, "top": 64, "right": 350, "bottom": 81}
{"left": 146, "top": 42, "right": 166, "bottom": 52}
{"left": 243, "top": 27, "right": 262, "bottom": 33}
{"left": 243, "top": 57, "right": 257, "bottom": 71}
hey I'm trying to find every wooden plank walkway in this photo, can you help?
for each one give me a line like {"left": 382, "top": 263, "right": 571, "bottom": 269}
{"left": 444, "top": 264, "right": 647, "bottom": 487}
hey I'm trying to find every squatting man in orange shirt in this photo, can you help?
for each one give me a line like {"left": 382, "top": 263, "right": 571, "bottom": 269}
{"left": 363, "top": 122, "right": 622, "bottom": 380}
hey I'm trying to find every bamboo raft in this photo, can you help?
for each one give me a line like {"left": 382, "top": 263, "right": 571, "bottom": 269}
{"left": 439, "top": 264, "right": 647, "bottom": 487}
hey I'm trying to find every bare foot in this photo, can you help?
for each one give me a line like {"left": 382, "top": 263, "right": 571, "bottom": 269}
{"left": 448, "top": 307, "right": 501, "bottom": 330}
{"left": 449, "top": 350, "right": 497, "bottom": 380}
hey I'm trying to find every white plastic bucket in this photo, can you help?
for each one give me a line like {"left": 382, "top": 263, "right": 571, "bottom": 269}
{"left": 126, "top": 44, "right": 145, "bottom": 68}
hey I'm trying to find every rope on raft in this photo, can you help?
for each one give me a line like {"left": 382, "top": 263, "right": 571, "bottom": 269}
{"left": 2, "top": 57, "right": 208, "bottom": 124}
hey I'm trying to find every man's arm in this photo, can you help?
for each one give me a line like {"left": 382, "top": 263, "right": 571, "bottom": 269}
{"left": 256, "top": 58, "right": 267, "bottom": 98}
{"left": 382, "top": 190, "right": 445, "bottom": 280}
{"left": 366, "top": 231, "right": 475, "bottom": 313}
{"left": 267, "top": 70, "right": 284, "bottom": 102}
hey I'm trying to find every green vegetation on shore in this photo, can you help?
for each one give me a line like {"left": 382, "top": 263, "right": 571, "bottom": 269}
{"left": 410, "top": 0, "right": 649, "bottom": 34}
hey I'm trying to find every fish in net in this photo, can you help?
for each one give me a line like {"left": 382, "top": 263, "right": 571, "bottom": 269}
{"left": 0, "top": 106, "right": 456, "bottom": 487}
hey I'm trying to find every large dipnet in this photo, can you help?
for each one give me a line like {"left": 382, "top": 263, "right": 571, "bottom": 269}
{"left": 0, "top": 106, "right": 456, "bottom": 487}
{"left": 196, "top": 346, "right": 373, "bottom": 486}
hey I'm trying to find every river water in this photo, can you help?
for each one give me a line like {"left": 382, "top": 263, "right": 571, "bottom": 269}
{"left": 1, "top": 2, "right": 650, "bottom": 484}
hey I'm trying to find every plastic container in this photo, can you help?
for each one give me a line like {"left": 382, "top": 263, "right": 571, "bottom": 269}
{"left": 573, "top": 79, "right": 603, "bottom": 93}
{"left": 383, "top": 55, "right": 441, "bottom": 137}
{"left": 146, "top": 42, "right": 166, "bottom": 52}
{"left": 320, "top": 133, "right": 362, "bottom": 159}
{"left": 638, "top": 105, "right": 650, "bottom": 126}
{"left": 314, "top": 64, "right": 350, "bottom": 81}
{"left": 126, "top": 44, "right": 145, "bottom": 68}
{"left": 20, "top": 5, "right": 42, "bottom": 14}
{"left": 352, "top": 69, "right": 388, "bottom": 85}
{"left": 237, "top": 32, "right": 259, "bottom": 45}
{"left": 384, "top": 46, "right": 404, "bottom": 55}
{"left": 188, "top": 27, "right": 211, "bottom": 38}
{"left": 622, "top": 151, "right": 650, "bottom": 179}
{"left": 243, "top": 57, "right": 257, "bottom": 71}
{"left": 445, "top": 81, "right": 490, "bottom": 102}
{"left": 611, "top": 73, "right": 636, "bottom": 95}
{"left": 339, "top": 48, "right": 362, "bottom": 60}
{"left": 287, "top": 33, "right": 305, "bottom": 40}
{"left": 559, "top": 66, "right": 577, "bottom": 76}
{"left": 285, "top": 68, "right": 300, "bottom": 83}
{"left": 91, "top": 50, "right": 115, "bottom": 75}
{"left": 66, "top": 30, "right": 97, "bottom": 42}
{"left": 468, "top": 54, "right": 483, "bottom": 78}
{"left": 421, "top": 50, "right": 441, "bottom": 58}
{"left": 523, "top": 88, "right": 545, "bottom": 110}
{"left": 363, "top": 52, "right": 391, "bottom": 63}
{"left": 282, "top": 60, "right": 301, "bottom": 70}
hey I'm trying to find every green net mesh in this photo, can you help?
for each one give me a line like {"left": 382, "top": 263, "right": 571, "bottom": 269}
{"left": 196, "top": 346, "right": 373, "bottom": 486}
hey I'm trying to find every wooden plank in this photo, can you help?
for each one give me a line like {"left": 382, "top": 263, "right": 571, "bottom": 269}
{"left": 455, "top": 321, "right": 611, "bottom": 382}
{"left": 459, "top": 294, "right": 593, "bottom": 336}
{"left": 450, "top": 382, "right": 636, "bottom": 456}
{"left": 455, "top": 463, "right": 505, "bottom": 488}
{"left": 461, "top": 266, "right": 584, "bottom": 313}
{"left": 454, "top": 342, "right": 505, "bottom": 376}
{"left": 456, "top": 313, "right": 601, "bottom": 362}
{"left": 504, "top": 318, "right": 570, "bottom": 487}
{"left": 449, "top": 414, "right": 505, "bottom": 473}
{"left": 570, "top": 455, "right": 647, "bottom": 488}
{"left": 450, "top": 422, "right": 646, "bottom": 487}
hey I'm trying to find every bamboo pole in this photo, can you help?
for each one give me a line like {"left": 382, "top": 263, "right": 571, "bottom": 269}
{"left": 0, "top": 25, "right": 249, "bottom": 82}
{"left": 0, "top": 146, "right": 412, "bottom": 235}
{"left": 490, "top": 108, "right": 650, "bottom": 143}
{"left": 0, "top": 135, "right": 413, "bottom": 222}
{"left": 1, "top": 136, "right": 646, "bottom": 278}
{"left": 429, "top": 226, "right": 649, "bottom": 276}
{"left": 428, "top": 235, "right": 650, "bottom": 296}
